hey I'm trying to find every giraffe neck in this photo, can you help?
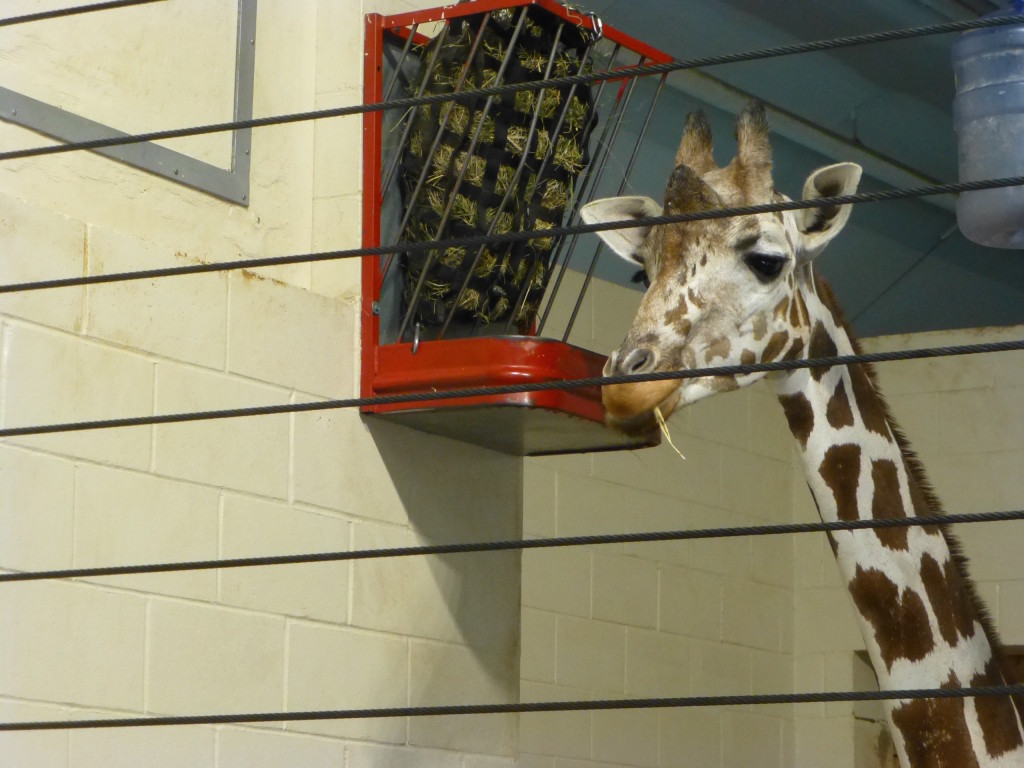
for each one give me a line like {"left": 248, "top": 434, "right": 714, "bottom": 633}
{"left": 774, "top": 272, "right": 1024, "bottom": 768}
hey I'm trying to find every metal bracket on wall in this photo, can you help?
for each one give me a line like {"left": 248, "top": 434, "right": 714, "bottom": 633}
{"left": 0, "top": 0, "right": 257, "bottom": 206}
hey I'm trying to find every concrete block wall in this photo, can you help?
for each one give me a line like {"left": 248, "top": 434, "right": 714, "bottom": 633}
{"left": 522, "top": 274, "right": 799, "bottom": 768}
{"left": 0, "top": 2, "right": 522, "bottom": 767}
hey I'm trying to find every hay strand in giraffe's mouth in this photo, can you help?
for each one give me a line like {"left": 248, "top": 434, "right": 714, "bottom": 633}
{"left": 654, "top": 406, "right": 686, "bottom": 460}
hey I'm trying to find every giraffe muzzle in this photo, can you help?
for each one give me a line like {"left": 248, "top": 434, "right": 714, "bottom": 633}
{"left": 602, "top": 347, "right": 681, "bottom": 434}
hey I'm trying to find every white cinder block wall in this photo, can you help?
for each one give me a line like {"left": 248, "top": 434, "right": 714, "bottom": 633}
{"left": 0, "top": 2, "right": 521, "bottom": 767}
{"left": 523, "top": 273, "right": 798, "bottom": 768}
{"left": 4, "top": 3, "right": 1024, "bottom": 768}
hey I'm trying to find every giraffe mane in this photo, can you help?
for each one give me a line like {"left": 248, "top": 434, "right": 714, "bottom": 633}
{"left": 812, "top": 270, "right": 1024, "bottom": 719}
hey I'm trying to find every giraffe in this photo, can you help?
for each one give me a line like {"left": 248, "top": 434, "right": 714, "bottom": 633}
{"left": 580, "top": 102, "right": 1024, "bottom": 768}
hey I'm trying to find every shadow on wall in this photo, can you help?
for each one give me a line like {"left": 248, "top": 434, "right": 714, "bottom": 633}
{"left": 365, "top": 417, "right": 524, "bottom": 726}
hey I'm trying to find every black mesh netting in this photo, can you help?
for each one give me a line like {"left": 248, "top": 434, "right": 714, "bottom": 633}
{"left": 398, "top": 7, "right": 598, "bottom": 332}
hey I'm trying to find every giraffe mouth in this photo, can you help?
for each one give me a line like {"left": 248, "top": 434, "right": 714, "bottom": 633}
{"left": 602, "top": 379, "right": 682, "bottom": 436}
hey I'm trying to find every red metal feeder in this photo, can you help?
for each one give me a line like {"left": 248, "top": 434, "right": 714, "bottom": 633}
{"left": 360, "top": 0, "right": 670, "bottom": 456}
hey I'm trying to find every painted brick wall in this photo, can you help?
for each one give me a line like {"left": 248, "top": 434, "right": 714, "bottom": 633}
{"left": 521, "top": 271, "right": 799, "bottom": 768}
{"left": 0, "top": 2, "right": 522, "bottom": 767}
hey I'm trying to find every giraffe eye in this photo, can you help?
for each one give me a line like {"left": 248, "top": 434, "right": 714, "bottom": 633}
{"left": 744, "top": 252, "right": 787, "bottom": 280}
{"left": 631, "top": 268, "right": 651, "bottom": 289}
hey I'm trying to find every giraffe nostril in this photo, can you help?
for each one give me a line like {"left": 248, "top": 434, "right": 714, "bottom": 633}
{"left": 619, "top": 348, "right": 657, "bottom": 375}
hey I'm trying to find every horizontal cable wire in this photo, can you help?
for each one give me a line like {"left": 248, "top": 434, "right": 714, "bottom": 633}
{"left": 2, "top": 339, "right": 1023, "bottom": 438}
{"left": 3, "top": 685, "right": 1024, "bottom": 731}
{"left": 0, "top": 0, "right": 160, "bottom": 27}
{"left": 1, "top": 14, "right": 1022, "bottom": 162}
{"left": 3, "top": 509, "right": 1022, "bottom": 584}
{"left": 4, "top": 174, "right": 1024, "bottom": 295}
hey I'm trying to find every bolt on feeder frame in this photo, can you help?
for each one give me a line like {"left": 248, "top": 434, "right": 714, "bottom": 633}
{"left": 360, "top": 0, "right": 671, "bottom": 456}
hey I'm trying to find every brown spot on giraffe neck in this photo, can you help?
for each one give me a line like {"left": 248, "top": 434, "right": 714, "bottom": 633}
{"left": 849, "top": 565, "right": 935, "bottom": 671}
{"left": 819, "top": 443, "right": 861, "bottom": 521}
{"left": 741, "top": 349, "right": 756, "bottom": 366}
{"left": 789, "top": 290, "right": 805, "bottom": 327}
{"left": 773, "top": 297, "right": 790, "bottom": 322}
{"left": 920, "top": 553, "right": 976, "bottom": 646}
{"left": 890, "top": 672, "right": 981, "bottom": 768}
{"left": 808, "top": 322, "right": 838, "bottom": 381}
{"left": 782, "top": 336, "right": 805, "bottom": 361}
{"left": 779, "top": 392, "right": 814, "bottom": 448}
{"left": 826, "top": 379, "right": 855, "bottom": 430}
{"left": 761, "top": 331, "right": 789, "bottom": 362}
{"left": 971, "top": 658, "right": 1024, "bottom": 758}
{"left": 849, "top": 364, "right": 891, "bottom": 438}
{"left": 752, "top": 313, "right": 768, "bottom": 341}
{"left": 870, "top": 459, "right": 908, "bottom": 550}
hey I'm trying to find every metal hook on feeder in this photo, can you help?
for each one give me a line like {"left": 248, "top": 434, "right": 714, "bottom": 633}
{"left": 412, "top": 322, "right": 421, "bottom": 354}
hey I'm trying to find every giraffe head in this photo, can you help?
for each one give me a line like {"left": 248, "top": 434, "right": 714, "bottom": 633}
{"left": 582, "top": 102, "right": 862, "bottom": 434}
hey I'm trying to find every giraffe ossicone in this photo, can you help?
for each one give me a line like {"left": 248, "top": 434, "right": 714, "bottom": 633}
{"left": 583, "top": 102, "right": 1024, "bottom": 768}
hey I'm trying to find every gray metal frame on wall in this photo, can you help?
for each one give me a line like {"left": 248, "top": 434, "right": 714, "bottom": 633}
{"left": 0, "top": 0, "right": 257, "bottom": 206}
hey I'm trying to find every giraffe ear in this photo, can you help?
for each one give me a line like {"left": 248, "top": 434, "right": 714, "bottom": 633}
{"left": 580, "top": 196, "right": 662, "bottom": 264}
{"left": 795, "top": 162, "right": 862, "bottom": 260}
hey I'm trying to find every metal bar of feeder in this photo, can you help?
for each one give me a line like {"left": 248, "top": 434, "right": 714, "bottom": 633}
{"left": 562, "top": 70, "right": 667, "bottom": 342}
{"left": 380, "top": 16, "right": 494, "bottom": 283}
{"left": 383, "top": 23, "right": 420, "bottom": 103}
{"left": 379, "top": 22, "right": 452, "bottom": 206}
{"left": 535, "top": 44, "right": 627, "bottom": 335}
{"left": 396, "top": 8, "right": 531, "bottom": 342}
{"left": 535, "top": 44, "right": 628, "bottom": 335}
{"left": 437, "top": 24, "right": 570, "bottom": 339}
{"left": 499, "top": 36, "right": 600, "bottom": 336}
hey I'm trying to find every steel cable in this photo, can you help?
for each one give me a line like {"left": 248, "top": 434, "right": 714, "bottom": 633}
{"left": 2, "top": 509, "right": 1021, "bottom": 584}
{"left": 3, "top": 684, "right": 1024, "bottom": 731}
{"left": 4, "top": 174, "right": 1024, "bottom": 295}
{"left": 1, "top": 339, "right": 1022, "bottom": 439}
{"left": 0, "top": 0, "right": 161, "bottom": 27}
{"left": 1, "top": 14, "right": 1023, "bottom": 162}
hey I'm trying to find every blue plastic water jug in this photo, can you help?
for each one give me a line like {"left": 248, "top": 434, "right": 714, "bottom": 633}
{"left": 952, "top": 3, "right": 1024, "bottom": 248}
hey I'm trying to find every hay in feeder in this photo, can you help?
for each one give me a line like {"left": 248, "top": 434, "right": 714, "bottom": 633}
{"left": 540, "top": 178, "right": 569, "bottom": 210}
{"left": 457, "top": 288, "right": 482, "bottom": 311}
{"left": 451, "top": 193, "right": 477, "bottom": 226}
{"left": 494, "top": 164, "right": 516, "bottom": 196}
{"left": 553, "top": 136, "right": 584, "bottom": 173}
{"left": 485, "top": 207, "right": 515, "bottom": 234}
{"left": 397, "top": 8, "right": 598, "bottom": 331}
{"left": 519, "top": 48, "right": 548, "bottom": 73}
{"left": 565, "top": 96, "right": 588, "bottom": 133}
{"left": 455, "top": 151, "right": 487, "bottom": 187}
{"left": 427, "top": 143, "right": 455, "bottom": 186}
{"left": 448, "top": 102, "right": 471, "bottom": 135}
{"left": 426, "top": 187, "right": 446, "bottom": 216}
{"left": 531, "top": 219, "right": 555, "bottom": 251}
{"left": 505, "top": 125, "right": 528, "bottom": 156}
{"left": 470, "top": 111, "right": 496, "bottom": 143}
{"left": 423, "top": 279, "right": 451, "bottom": 301}
{"left": 537, "top": 89, "right": 561, "bottom": 120}
{"left": 440, "top": 246, "right": 466, "bottom": 268}
{"left": 482, "top": 37, "right": 505, "bottom": 62}
{"left": 514, "top": 89, "right": 535, "bottom": 114}
{"left": 534, "top": 129, "right": 552, "bottom": 159}
{"left": 472, "top": 248, "right": 499, "bottom": 278}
